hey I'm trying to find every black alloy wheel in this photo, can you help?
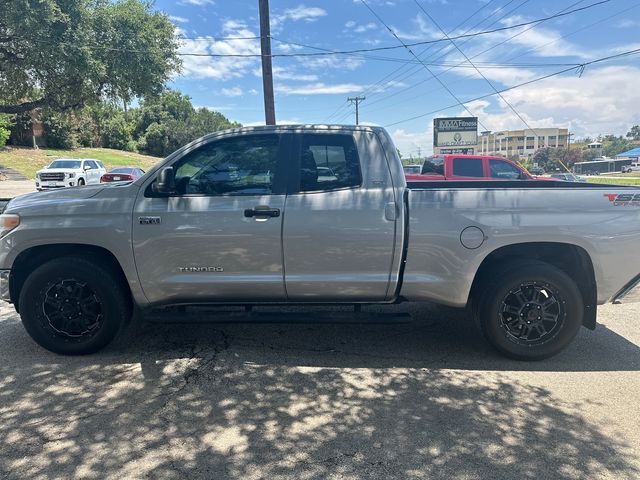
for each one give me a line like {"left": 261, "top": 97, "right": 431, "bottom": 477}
{"left": 42, "top": 279, "right": 103, "bottom": 338}
{"left": 19, "top": 257, "right": 131, "bottom": 355}
{"left": 499, "top": 281, "right": 564, "bottom": 346}
{"left": 477, "top": 260, "right": 583, "bottom": 360}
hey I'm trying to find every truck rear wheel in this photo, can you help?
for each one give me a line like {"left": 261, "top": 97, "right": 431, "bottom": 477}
{"left": 477, "top": 261, "right": 583, "bottom": 360}
{"left": 19, "top": 257, "right": 130, "bottom": 355}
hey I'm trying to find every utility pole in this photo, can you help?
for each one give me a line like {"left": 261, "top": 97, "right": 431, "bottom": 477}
{"left": 259, "top": 0, "right": 276, "bottom": 125}
{"left": 347, "top": 96, "right": 365, "bottom": 125}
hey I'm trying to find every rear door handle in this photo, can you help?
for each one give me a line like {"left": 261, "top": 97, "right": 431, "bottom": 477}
{"left": 244, "top": 206, "right": 281, "bottom": 218}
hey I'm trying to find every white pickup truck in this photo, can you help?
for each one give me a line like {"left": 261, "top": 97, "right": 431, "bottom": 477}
{"left": 1, "top": 125, "right": 640, "bottom": 360}
{"left": 622, "top": 163, "right": 640, "bottom": 173}
{"left": 35, "top": 158, "right": 106, "bottom": 190}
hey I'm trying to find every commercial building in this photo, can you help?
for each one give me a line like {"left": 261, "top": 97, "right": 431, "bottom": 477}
{"left": 476, "top": 128, "right": 570, "bottom": 158}
{"left": 616, "top": 147, "right": 640, "bottom": 161}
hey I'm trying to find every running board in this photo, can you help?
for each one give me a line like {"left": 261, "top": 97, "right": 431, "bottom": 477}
{"left": 144, "top": 309, "right": 412, "bottom": 324}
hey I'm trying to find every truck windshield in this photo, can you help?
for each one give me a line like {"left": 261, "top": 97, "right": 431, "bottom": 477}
{"left": 48, "top": 160, "right": 82, "bottom": 169}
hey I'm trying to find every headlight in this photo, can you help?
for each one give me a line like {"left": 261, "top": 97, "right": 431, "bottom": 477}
{"left": 35, "top": 173, "right": 40, "bottom": 180}
{"left": 67, "top": 172, "right": 75, "bottom": 178}
{"left": 0, "top": 214, "right": 20, "bottom": 238}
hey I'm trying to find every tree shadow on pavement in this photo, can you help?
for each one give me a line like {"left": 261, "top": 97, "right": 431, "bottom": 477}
{"left": 0, "top": 303, "right": 638, "bottom": 479}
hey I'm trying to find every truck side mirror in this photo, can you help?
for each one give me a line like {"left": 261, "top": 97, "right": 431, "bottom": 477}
{"left": 154, "top": 167, "right": 175, "bottom": 194}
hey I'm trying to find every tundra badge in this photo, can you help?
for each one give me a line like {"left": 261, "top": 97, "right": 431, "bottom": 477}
{"left": 139, "top": 216, "right": 161, "bottom": 225}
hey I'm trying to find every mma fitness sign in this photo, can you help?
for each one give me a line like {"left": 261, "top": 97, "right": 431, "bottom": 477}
{"left": 434, "top": 117, "right": 478, "bottom": 147}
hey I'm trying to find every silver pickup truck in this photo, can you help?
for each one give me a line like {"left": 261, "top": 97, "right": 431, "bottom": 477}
{"left": 1, "top": 125, "right": 639, "bottom": 360}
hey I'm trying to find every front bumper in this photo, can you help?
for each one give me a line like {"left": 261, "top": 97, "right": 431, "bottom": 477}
{"left": 37, "top": 181, "right": 75, "bottom": 189}
{"left": 0, "top": 270, "right": 10, "bottom": 302}
{"left": 612, "top": 275, "right": 640, "bottom": 304}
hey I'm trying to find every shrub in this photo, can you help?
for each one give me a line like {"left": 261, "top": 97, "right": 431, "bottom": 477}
{"left": 43, "top": 111, "right": 76, "bottom": 149}
{"left": 0, "top": 115, "right": 12, "bottom": 148}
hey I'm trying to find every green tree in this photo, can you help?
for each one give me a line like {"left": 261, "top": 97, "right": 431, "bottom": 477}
{"left": 0, "top": 0, "right": 181, "bottom": 115}
{"left": 135, "top": 91, "right": 241, "bottom": 157}
{"left": 626, "top": 125, "right": 640, "bottom": 141}
{"left": 600, "top": 135, "right": 631, "bottom": 157}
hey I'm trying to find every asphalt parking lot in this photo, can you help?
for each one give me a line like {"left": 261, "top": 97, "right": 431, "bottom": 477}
{"left": 0, "top": 300, "right": 639, "bottom": 480}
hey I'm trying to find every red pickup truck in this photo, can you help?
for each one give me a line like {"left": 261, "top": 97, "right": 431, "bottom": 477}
{"left": 405, "top": 154, "right": 540, "bottom": 181}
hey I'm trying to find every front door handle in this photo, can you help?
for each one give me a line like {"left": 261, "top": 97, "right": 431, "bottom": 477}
{"left": 244, "top": 206, "right": 281, "bottom": 218}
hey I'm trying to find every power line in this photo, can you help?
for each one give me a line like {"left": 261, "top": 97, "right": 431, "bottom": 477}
{"left": 413, "top": 0, "right": 541, "bottom": 137}
{"left": 10, "top": 1, "right": 608, "bottom": 59}
{"left": 333, "top": 0, "right": 533, "bottom": 122}
{"left": 360, "top": 0, "right": 490, "bottom": 131}
{"left": 383, "top": 47, "right": 640, "bottom": 128}
{"left": 360, "top": 0, "right": 597, "bottom": 113}
{"left": 367, "top": 0, "right": 640, "bottom": 117}
{"left": 322, "top": 0, "right": 500, "bottom": 121}
{"left": 329, "top": 0, "right": 527, "bottom": 123}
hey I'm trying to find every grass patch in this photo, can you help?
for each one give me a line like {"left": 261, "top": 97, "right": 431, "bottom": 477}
{"left": 586, "top": 177, "right": 640, "bottom": 185}
{"left": 0, "top": 147, "right": 161, "bottom": 179}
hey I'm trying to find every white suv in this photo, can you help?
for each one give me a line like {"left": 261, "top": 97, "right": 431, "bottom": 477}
{"left": 35, "top": 159, "right": 106, "bottom": 191}
{"left": 622, "top": 163, "right": 640, "bottom": 173}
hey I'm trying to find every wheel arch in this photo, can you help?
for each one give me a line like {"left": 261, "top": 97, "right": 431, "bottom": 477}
{"left": 9, "top": 244, "right": 132, "bottom": 313}
{"left": 469, "top": 242, "right": 597, "bottom": 329}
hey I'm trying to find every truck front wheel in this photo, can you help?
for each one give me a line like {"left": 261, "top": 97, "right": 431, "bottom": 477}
{"left": 19, "top": 257, "right": 130, "bottom": 355}
{"left": 477, "top": 261, "right": 583, "bottom": 360}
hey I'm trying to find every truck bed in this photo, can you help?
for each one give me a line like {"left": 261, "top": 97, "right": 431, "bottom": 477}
{"left": 402, "top": 181, "right": 640, "bottom": 307}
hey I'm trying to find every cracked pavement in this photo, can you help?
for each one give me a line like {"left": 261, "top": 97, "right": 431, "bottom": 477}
{"left": 1, "top": 300, "right": 639, "bottom": 479}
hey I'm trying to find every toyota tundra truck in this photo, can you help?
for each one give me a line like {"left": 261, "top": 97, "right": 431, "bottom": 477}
{"left": 1, "top": 125, "right": 639, "bottom": 360}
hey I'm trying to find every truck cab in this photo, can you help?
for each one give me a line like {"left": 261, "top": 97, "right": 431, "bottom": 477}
{"left": 405, "top": 154, "right": 533, "bottom": 182}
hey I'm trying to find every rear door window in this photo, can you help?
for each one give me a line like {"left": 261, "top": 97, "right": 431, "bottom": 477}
{"left": 297, "top": 134, "right": 362, "bottom": 192}
{"left": 452, "top": 158, "right": 483, "bottom": 177}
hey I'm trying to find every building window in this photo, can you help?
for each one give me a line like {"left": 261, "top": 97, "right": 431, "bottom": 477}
{"left": 526, "top": 136, "right": 534, "bottom": 141}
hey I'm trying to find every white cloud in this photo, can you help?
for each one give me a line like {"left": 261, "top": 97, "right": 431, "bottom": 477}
{"left": 296, "top": 55, "right": 365, "bottom": 71}
{"left": 393, "top": 13, "right": 440, "bottom": 41}
{"left": 220, "top": 87, "right": 243, "bottom": 97}
{"left": 344, "top": 21, "right": 377, "bottom": 33}
{"left": 487, "top": 65, "right": 640, "bottom": 137}
{"left": 179, "top": 0, "right": 214, "bottom": 5}
{"left": 617, "top": 19, "right": 640, "bottom": 28}
{"left": 169, "top": 15, "right": 189, "bottom": 24}
{"left": 276, "top": 79, "right": 406, "bottom": 95}
{"left": 253, "top": 66, "right": 319, "bottom": 82}
{"left": 276, "top": 83, "right": 367, "bottom": 95}
{"left": 178, "top": 21, "right": 260, "bottom": 80}
{"left": 271, "top": 5, "right": 327, "bottom": 31}
{"left": 275, "top": 42, "right": 304, "bottom": 54}
{"left": 390, "top": 65, "right": 640, "bottom": 154}
{"left": 391, "top": 126, "right": 434, "bottom": 157}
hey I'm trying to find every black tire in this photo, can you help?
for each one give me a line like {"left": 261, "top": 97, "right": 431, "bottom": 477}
{"left": 476, "top": 260, "right": 583, "bottom": 361}
{"left": 77, "top": 178, "right": 85, "bottom": 186}
{"left": 19, "top": 257, "right": 131, "bottom": 355}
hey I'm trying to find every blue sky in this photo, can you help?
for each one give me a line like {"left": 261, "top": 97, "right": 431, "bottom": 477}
{"left": 155, "top": 0, "right": 640, "bottom": 156}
